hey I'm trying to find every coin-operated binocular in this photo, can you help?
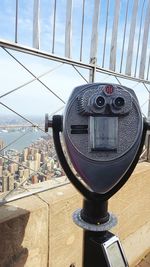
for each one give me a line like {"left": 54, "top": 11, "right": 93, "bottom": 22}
{"left": 45, "top": 83, "right": 148, "bottom": 267}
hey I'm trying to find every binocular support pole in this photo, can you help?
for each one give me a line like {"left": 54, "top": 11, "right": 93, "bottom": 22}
{"left": 82, "top": 199, "right": 113, "bottom": 267}
{"left": 73, "top": 199, "right": 118, "bottom": 267}
{"left": 81, "top": 199, "right": 109, "bottom": 224}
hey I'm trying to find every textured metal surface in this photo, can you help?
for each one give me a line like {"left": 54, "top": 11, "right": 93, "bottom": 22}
{"left": 65, "top": 84, "right": 142, "bottom": 162}
{"left": 73, "top": 209, "right": 117, "bottom": 231}
{"left": 63, "top": 83, "right": 144, "bottom": 193}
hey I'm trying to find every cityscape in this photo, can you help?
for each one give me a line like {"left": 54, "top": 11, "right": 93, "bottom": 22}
{"left": 0, "top": 115, "right": 65, "bottom": 194}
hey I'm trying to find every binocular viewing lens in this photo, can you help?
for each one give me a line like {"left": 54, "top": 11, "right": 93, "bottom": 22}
{"left": 96, "top": 96, "right": 105, "bottom": 107}
{"left": 114, "top": 97, "right": 125, "bottom": 108}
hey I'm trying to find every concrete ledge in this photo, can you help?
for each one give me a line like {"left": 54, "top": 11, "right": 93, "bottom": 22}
{"left": 123, "top": 221, "right": 150, "bottom": 266}
{"left": 0, "top": 162, "right": 149, "bottom": 266}
{"left": 38, "top": 183, "right": 83, "bottom": 267}
{"left": 0, "top": 196, "right": 48, "bottom": 267}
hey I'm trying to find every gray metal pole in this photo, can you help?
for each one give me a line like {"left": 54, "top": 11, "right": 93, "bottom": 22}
{"left": 147, "top": 92, "right": 150, "bottom": 118}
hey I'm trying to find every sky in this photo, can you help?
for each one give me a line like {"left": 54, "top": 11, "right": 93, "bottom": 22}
{"left": 0, "top": 0, "right": 149, "bottom": 120}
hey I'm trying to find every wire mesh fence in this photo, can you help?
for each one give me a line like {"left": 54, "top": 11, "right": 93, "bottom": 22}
{"left": 0, "top": 46, "right": 149, "bottom": 204}
{"left": 0, "top": 45, "right": 91, "bottom": 203}
{"left": 0, "top": 0, "right": 150, "bottom": 203}
{"left": 0, "top": 0, "right": 150, "bottom": 80}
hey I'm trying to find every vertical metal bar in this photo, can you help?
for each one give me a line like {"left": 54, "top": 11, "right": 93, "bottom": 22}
{"left": 65, "top": 0, "right": 73, "bottom": 58}
{"left": 80, "top": 0, "right": 85, "bottom": 61}
{"left": 109, "top": 0, "right": 121, "bottom": 71}
{"left": 102, "top": 0, "right": 109, "bottom": 68}
{"left": 15, "top": 0, "right": 18, "bottom": 43}
{"left": 146, "top": 53, "right": 150, "bottom": 81}
{"left": 139, "top": 0, "right": 150, "bottom": 79}
{"left": 89, "top": 66, "right": 96, "bottom": 83}
{"left": 147, "top": 134, "right": 150, "bottom": 161}
{"left": 33, "top": 0, "right": 40, "bottom": 49}
{"left": 125, "top": 0, "right": 139, "bottom": 76}
{"left": 52, "top": 0, "right": 57, "bottom": 54}
{"left": 134, "top": 0, "right": 145, "bottom": 77}
{"left": 148, "top": 92, "right": 150, "bottom": 118}
{"left": 119, "top": 0, "right": 129, "bottom": 73}
{"left": 90, "top": 0, "right": 101, "bottom": 64}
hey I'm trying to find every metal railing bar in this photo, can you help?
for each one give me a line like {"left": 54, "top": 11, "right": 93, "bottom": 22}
{"left": 33, "top": 0, "right": 40, "bottom": 49}
{"left": 146, "top": 53, "right": 150, "bottom": 81}
{"left": 134, "top": 0, "right": 145, "bottom": 77}
{"left": 3, "top": 47, "right": 66, "bottom": 104}
{"left": 1, "top": 41, "right": 150, "bottom": 85}
{"left": 109, "top": 0, "right": 121, "bottom": 71}
{"left": 72, "top": 65, "right": 88, "bottom": 83}
{"left": 143, "top": 83, "right": 150, "bottom": 93}
{"left": 65, "top": 0, "right": 72, "bottom": 58}
{"left": 0, "top": 41, "right": 92, "bottom": 70}
{"left": 139, "top": 0, "right": 150, "bottom": 79}
{"left": 125, "top": 0, "right": 139, "bottom": 76}
{"left": 52, "top": 0, "right": 57, "bottom": 54}
{"left": 0, "top": 63, "right": 63, "bottom": 99}
{"left": 1, "top": 179, "right": 70, "bottom": 204}
{"left": 114, "top": 76, "right": 121, "bottom": 85}
{"left": 102, "top": 0, "right": 109, "bottom": 68}
{"left": 15, "top": 0, "right": 18, "bottom": 43}
{"left": 80, "top": 0, "right": 85, "bottom": 61}
{"left": 49, "top": 105, "right": 64, "bottom": 117}
{"left": 0, "top": 178, "right": 70, "bottom": 204}
{"left": 90, "top": 0, "right": 100, "bottom": 64}
{"left": 95, "top": 68, "right": 150, "bottom": 85}
{"left": 120, "top": 0, "right": 129, "bottom": 73}
{"left": 140, "top": 99, "right": 148, "bottom": 108}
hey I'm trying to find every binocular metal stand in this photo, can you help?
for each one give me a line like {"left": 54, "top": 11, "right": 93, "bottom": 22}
{"left": 73, "top": 200, "right": 126, "bottom": 267}
{"left": 46, "top": 114, "right": 148, "bottom": 267}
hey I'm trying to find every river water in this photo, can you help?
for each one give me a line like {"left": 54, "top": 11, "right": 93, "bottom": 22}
{"left": 0, "top": 129, "right": 46, "bottom": 152}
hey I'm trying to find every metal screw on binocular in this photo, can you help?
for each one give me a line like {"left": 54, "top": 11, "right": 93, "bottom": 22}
{"left": 45, "top": 83, "right": 149, "bottom": 267}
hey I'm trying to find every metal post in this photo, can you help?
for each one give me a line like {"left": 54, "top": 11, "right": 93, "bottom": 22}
{"left": 145, "top": 92, "right": 150, "bottom": 160}
{"left": 147, "top": 92, "right": 150, "bottom": 118}
{"left": 82, "top": 199, "right": 110, "bottom": 266}
{"left": 89, "top": 65, "right": 96, "bottom": 83}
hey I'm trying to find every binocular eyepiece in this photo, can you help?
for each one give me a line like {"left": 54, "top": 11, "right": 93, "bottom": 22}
{"left": 78, "top": 84, "right": 132, "bottom": 116}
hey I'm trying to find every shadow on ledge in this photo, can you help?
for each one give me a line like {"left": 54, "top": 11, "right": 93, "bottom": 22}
{"left": 0, "top": 205, "right": 30, "bottom": 267}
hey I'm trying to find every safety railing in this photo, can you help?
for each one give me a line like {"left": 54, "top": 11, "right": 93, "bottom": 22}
{"left": 0, "top": 45, "right": 149, "bottom": 204}
{"left": 0, "top": 0, "right": 150, "bottom": 203}
{"left": 0, "top": 0, "right": 150, "bottom": 80}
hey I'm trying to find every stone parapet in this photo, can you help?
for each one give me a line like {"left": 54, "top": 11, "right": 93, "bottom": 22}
{"left": 0, "top": 162, "right": 149, "bottom": 267}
